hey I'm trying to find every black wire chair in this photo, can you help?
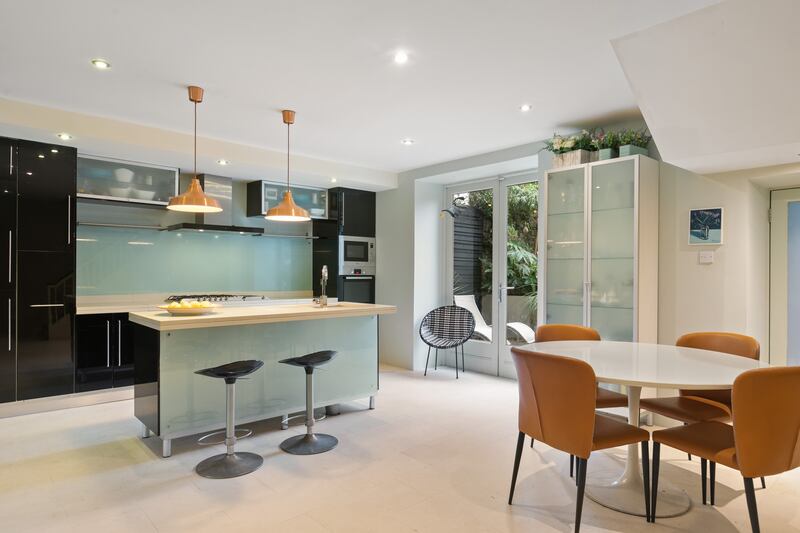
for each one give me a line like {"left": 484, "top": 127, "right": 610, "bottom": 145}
{"left": 419, "top": 305, "right": 476, "bottom": 379}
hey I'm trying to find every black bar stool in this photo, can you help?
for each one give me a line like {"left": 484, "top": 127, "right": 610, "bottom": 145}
{"left": 279, "top": 350, "right": 338, "bottom": 455}
{"left": 194, "top": 359, "right": 264, "bottom": 479}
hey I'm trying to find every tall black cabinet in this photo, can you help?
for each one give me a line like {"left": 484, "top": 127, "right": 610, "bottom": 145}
{"left": 1, "top": 137, "right": 76, "bottom": 403}
{"left": 75, "top": 313, "right": 134, "bottom": 392}
{"left": 328, "top": 187, "right": 376, "bottom": 237}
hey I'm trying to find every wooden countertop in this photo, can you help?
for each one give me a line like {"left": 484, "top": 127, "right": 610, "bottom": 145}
{"left": 128, "top": 302, "right": 397, "bottom": 331}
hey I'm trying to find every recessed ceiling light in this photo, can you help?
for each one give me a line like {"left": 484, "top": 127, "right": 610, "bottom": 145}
{"left": 394, "top": 50, "right": 409, "bottom": 64}
{"left": 56, "top": 133, "right": 72, "bottom": 141}
{"left": 91, "top": 58, "right": 111, "bottom": 70}
{"left": 519, "top": 103, "right": 532, "bottom": 112}
{"left": 330, "top": 177, "right": 337, "bottom": 183}
{"left": 216, "top": 159, "right": 230, "bottom": 166}
{"left": 51, "top": 148, "right": 59, "bottom": 153}
{"left": 26, "top": 172, "right": 32, "bottom": 176}
{"left": 37, "top": 154, "right": 45, "bottom": 159}
{"left": 401, "top": 138, "right": 415, "bottom": 146}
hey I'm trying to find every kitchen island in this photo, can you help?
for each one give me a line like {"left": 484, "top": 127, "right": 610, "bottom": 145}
{"left": 129, "top": 302, "right": 396, "bottom": 457}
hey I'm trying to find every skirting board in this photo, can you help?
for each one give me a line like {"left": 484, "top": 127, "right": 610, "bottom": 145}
{"left": 0, "top": 387, "right": 134, "bottom": 419}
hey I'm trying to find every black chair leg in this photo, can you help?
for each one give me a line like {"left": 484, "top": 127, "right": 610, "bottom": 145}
{"left": 688, "top": 453, "right": 692, "bottom": 461}
{"left": 743, "top": 477, "right": 761, "bottom": 533}
{"left": 575, "top": 457, "right": 588, "bottom": 533}
{"left": 641, "top": 441, "right": 651, "bottom": 522}
{"left": 652, "top": 442, "right": 661, "bottom": 523}
{"left": 760, "top": 476, "right": 766, "bottom": 489}
{"left": 434, "top": 348, "right": 438, "bottom": 370}
{"left": 462, "top": 345, "right": 466, "bottom": 372}
{"left": 455, "top": 348, "right": 459, "bottom": 379}
{"left": 701, "top": 458, "right": 708, "bottom": 505}
{"left": 710, "top": 461, "right": 716, "bottom": 505}
{"left": 424, "top": 346, "right": 431, "bottom": 376}
{"left": 530, "top": 437, "right": 534, "bottom": 449}
{"left": 508, "top": 432, "right": 525, "bottom": 505}
{"left": 570, "top": 454, "right": 574, "bottom": 478}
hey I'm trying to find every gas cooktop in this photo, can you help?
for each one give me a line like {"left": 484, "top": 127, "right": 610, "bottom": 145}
{"left": 165, "top": 294, "right": 270, "bottom": 304}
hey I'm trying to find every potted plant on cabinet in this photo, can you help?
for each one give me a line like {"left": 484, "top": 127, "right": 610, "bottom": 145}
{"left": 545, "top": 130, "right": 597, "bottom": 168}
{"left": 618, "top": 128, "right": 652, "bottom": 157}
{"left": 592, "top": 130, "right": 620, "bottom": 160}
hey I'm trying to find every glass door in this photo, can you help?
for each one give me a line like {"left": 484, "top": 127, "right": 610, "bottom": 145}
{"left": 769, "top": 188, "right": 800, "bottom": 365}
{"left": 445, "top": 181, "right": 499, "bottom": 375}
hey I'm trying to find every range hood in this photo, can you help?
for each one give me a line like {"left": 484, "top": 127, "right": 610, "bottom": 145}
{"left": 164, "top": 174, "right": 265, "bottom": 235}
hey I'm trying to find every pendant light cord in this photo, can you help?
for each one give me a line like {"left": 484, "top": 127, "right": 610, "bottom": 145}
{"left": 194, "top": 100, "right": 198, "bottom": 178}
{"left": 286, "top": 121, "right": 291, "bottom": 192}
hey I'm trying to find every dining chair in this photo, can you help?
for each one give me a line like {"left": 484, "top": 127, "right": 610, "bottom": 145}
{"left": 651, "top": 366, "right": 800, "bottom": 532}
{"left": 508, "top": 349, "right": 652, "bottom": 531}
{"left": 533, "top": 325, "right": 630, "bottom": 477}
{"left": 419, "top": 305, "right": 475, "bottom": 379}
{"left": 639, "top": 331, "right": 764, "bottom": 486}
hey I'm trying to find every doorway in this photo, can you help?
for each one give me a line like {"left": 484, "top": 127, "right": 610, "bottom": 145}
{"left": 769, "top": 187, "right": 800, "bottom": 365}
{"left": 444, "top": 173, "right": 539, "bottom": 378}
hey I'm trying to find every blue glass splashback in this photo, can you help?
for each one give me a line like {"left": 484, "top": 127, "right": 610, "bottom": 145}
{"left": 76, "top": 226, "right": 311, "bottom": 295}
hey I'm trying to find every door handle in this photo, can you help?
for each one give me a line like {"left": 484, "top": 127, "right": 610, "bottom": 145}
{"left": 29, "top": 303, "right": 64, "bottom": 308}
{"left": 7, "top": 298, "right": 10, "bottom": 352}
{"left": 67, "top": 194, "right": 71, "bottom": 245}
{"left": 7, "top": 230, "right": 10, "bottom": 284}
{"left": 498, "top": 285, "right": 516, "bottom": 303}
{"left": 106, "top": 320, "right": 110, "bottom": 368}
{"left": 118, "top": 320, "right": 122, "bottom": 366}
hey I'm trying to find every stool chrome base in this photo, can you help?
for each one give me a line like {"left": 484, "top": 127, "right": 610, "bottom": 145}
{"left": 195, "top": 452, "right": 264, "bottom": 479}
{"left": 280, "top": 433, "right": 338, "bottom": 455}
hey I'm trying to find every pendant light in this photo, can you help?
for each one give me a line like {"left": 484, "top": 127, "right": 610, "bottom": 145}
{"left": 167, "top": 86, "right": 223, "bottom": 213}
{"left": 265, "top": 110, "right": 311, "bottom": 222}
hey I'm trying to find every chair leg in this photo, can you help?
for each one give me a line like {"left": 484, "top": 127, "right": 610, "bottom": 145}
{"left": 508, "top": 432, "right": 525, "bottom": 505}
{"left": 710, "top": 461, "right": 716, "bottom": 505}
{"left": 701, "top": 458, "right": 708, "bottom": 505}
{"left": 688, "top": 453, "right": 692, "bottom": 461}
{"left": 435, "top": 348, "right": 438, "bottom": 370}
{"left": 760, "top": 476, "right": 766, "bottom": 489}
{"left": 641, "top": 441, "right": 652, "bottom": 522}
{"left": 455, "top": 348, "right": 459, "bottom": 379}
{"left": 743, "top": 477, "right": 761, "bottom": 533}
{"left": 570, "top": 454, "right": 574, "bottom": 478}
{"left": 461, "top": 345, "right": 466, "bottom": 372}
{"left": 652, "top": 442, "right": 661, "bottom": 523}
{"left": 424, "top": 346, "right": 431, "bottom": 376}
{"left": 530, "top": 437, "right": 534, "bottom": 449}
{"left": 575, "top": 457, "right": 588, "bottom": 533}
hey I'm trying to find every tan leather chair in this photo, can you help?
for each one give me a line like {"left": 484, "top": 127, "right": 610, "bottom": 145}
{"left": 639, "top": 332, "right": 761, "bottom": 479}
{"left": 651, "top": 366, "right": 800, "bottom": 532}
{"left": 535, "top": 325, "right": 628, "bottom": 409}
{"left": 509, "top": 348, "right": 652, "bottom": 530}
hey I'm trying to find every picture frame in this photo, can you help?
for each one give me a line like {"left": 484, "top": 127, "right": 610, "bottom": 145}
{"left": 689, "top": 207, "right": 723, "bottom": 245}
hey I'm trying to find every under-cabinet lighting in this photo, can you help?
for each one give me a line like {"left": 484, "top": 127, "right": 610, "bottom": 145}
{"left": 127, "top": 241, "right": 154, "bottom": 246}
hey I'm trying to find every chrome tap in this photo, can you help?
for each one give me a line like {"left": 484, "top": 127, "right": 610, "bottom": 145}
{"left": 319, "top": 265, "right": 329, "bottom": 307}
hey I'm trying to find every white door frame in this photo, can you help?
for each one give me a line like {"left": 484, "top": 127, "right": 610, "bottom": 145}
{"left": 444, "top": 171, "right": 539, "bottom": 377}
{"left": 769, "top": 187, "right": 800, "bottom": 365}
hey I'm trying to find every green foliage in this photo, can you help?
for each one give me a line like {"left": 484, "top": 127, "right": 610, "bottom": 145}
{"left": 618, "top": 128, "right": 652, "bottom": 148}
{"left": 544, "top": 130, "right": 597, "bottom": 154}
{"left": 591, "top": 129, "right": 621, "bottom": 150}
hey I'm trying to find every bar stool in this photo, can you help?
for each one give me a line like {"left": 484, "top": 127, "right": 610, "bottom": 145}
{"left": 194, "top": 359, "right": 264, "bottom": 479}
{"left": 279, "top": 350, "right": 338, "bottom": 455}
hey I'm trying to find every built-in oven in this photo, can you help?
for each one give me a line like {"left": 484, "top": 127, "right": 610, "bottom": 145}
{"left": 339, "top": 236, "right": 375, "bottom": 275}
{"left": 338, "top": 275, "right": 375, "bottom": 304}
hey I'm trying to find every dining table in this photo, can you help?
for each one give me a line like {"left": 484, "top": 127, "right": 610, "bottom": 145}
{"left": 517, "top": 340, "right": 771, "bottom": 518}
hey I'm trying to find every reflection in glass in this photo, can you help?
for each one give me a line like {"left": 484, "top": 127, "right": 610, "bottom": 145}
{"left": 505, "top": 181, "right": 539, "bottom": 345}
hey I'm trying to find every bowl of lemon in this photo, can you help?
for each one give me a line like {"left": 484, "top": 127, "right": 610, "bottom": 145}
{"left": 158, "top": 300, "right": 218, "bottom": 316}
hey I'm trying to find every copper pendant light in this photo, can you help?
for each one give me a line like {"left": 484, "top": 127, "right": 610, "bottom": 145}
{"left": 167, "top": 86, "right": 223, "bottom": 213}
{"left": 265, "top": 110, "right": 311, "bottom": 222}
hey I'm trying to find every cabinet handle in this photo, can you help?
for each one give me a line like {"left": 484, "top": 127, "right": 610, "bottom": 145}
{"left": 106, "top": 320, "right": 110, "bottom": 368}
{"left": 341, "top": 193, "right": 345, "bottom": 229}
{"left": 7, "top": 298, "right": 10, "bottom": 352}
{"left": 8, "top": 146, "right": 12, "bottom": 175}
{"left": 67, "top": 194, "right": 71, "bottom": 245}
{"left": 29, "top": 303, "right": 64, "bottom": 308}
{"left": 118, "top": 320, "right": 122, "bottom": 367}
{"left": 7, "top": 230, "right": 10, "bottom": 284}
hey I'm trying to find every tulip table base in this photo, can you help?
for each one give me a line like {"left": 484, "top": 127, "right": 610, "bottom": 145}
{"left": 586, "top": 385, "right": 692, "bottom": 518}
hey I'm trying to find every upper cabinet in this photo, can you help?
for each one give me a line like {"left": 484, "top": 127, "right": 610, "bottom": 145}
{"left": 329, "top": 187, "right": 375, "bottom": 237}
{"left": 540, "top": 155, "right": 659, "bottom": 342}
{"left": 246, "top": 180, "right": 328, "bottom": 219}
{"left": 77, "top": 155, "right": 178, "bottom": 206}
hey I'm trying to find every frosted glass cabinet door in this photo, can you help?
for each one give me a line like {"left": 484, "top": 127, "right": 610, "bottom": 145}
{"left": 590, "top": 159, "right": 635, "bottom": 340}
{"left": 546, "top": 168, "right": 585, "bottom": 325}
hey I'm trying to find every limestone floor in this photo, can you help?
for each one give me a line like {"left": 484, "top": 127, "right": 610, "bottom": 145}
{"left": 0, "top": 366, "right": 798, "bottom": 532}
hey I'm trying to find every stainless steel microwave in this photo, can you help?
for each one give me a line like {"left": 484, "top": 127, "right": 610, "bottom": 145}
{"left": 339, "top": 236, "right": 376, "bottom": 275}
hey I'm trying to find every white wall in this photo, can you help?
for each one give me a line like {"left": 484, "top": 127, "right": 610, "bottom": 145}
{"left": 657, "top": 162, "right": 770, "bottom": 353}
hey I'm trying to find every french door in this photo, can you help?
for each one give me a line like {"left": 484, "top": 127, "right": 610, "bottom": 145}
{"left": 769, "top": 187, "right": 800, "bottom": 365}
{"left": 444, "top": 172, "right": 539, "bottom": 378}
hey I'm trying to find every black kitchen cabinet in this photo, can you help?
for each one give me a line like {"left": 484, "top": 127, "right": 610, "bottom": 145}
{"left": 328, "top": 188, "right": 375, "bottom": 237}
{"left": 0, "top": 291, "right": 15, "bottom": 403}
{"left": 312, "top": 219, "right": 339, "bottom": 298}
{"left": 17, "top": 140, "right": 76, "bottom": 252}
{"left": 16, "top": 251, "right": 75, "bottom": 400}
{"left": 1, "top": 138, "right": 15, "bottom": 293}
{"left": 76, "top": 313, "right": 134, "bottom": 392}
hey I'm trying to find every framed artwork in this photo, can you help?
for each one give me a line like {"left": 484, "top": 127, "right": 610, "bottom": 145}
{"left": 689, "top": 207, "right": 723, "bottom": 245}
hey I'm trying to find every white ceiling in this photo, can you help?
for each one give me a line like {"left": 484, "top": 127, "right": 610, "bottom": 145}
{"left": 613, "top": 0, "right": 800, "bottom": 175}
{"left": 0, "top": 0, "right": 717, "bottom": 176}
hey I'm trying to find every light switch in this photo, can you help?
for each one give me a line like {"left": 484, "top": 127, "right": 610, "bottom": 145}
{"left": 698, "top": 251, "right": 714, "bottom": 265}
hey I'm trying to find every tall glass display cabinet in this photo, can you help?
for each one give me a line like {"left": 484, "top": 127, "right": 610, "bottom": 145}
{"left": 539, "top": 155, "right": 659, "bottom": 342}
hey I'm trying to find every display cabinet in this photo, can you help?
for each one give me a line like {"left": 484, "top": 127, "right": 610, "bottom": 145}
{"left": 539, "top": 155, "right": 659, "bottom": 342}
{"left": 246, "top": 180, "right": 328, "bottom": 219}
{"left": 77, "top": 155, "right": 179, "bottom": 206}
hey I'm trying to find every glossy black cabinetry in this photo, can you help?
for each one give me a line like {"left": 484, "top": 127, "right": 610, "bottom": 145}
{"left": 75, "top": 313, "right": 134, "bottom": 392}
{"left": 17, "top": 141, "right": 76, "bottom": 253}
{"left": 328, "top": 187, "right": 375, "bottom": 237}
{"left": 16, "top": 251, "right": 75, "bottom": 400}
{"left": 0, "top": 290, "right": 14, "bottom": 403}
{"left": 312, "top": 219, "right": 339, "bottom": 298}
{"left": 1, "top": 138, "right": 15, "bottom": 293}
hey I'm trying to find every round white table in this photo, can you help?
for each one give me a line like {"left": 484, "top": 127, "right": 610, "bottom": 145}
{"left": 519, "top": 340, "right": 770, "bottom": 518}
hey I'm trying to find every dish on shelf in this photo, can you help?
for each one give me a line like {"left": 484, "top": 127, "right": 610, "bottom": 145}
{"left": 158, "top": 302, "right": 218, "bottom": 316}
{"left": 108, "top": 186, "right": 132, "bottom": 198}
{"left": 114, "top": 168, "right": 135, "bottom": 182}
{"left": 310, "top": 208, "right": 325, "bottom": 216}
{"left": 132, "top": 189, "right": 157, "bottom": 201}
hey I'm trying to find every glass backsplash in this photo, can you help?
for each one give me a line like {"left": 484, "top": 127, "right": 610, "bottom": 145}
{"left": 76, "top": 225, "right": 311, "bottom": 295}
